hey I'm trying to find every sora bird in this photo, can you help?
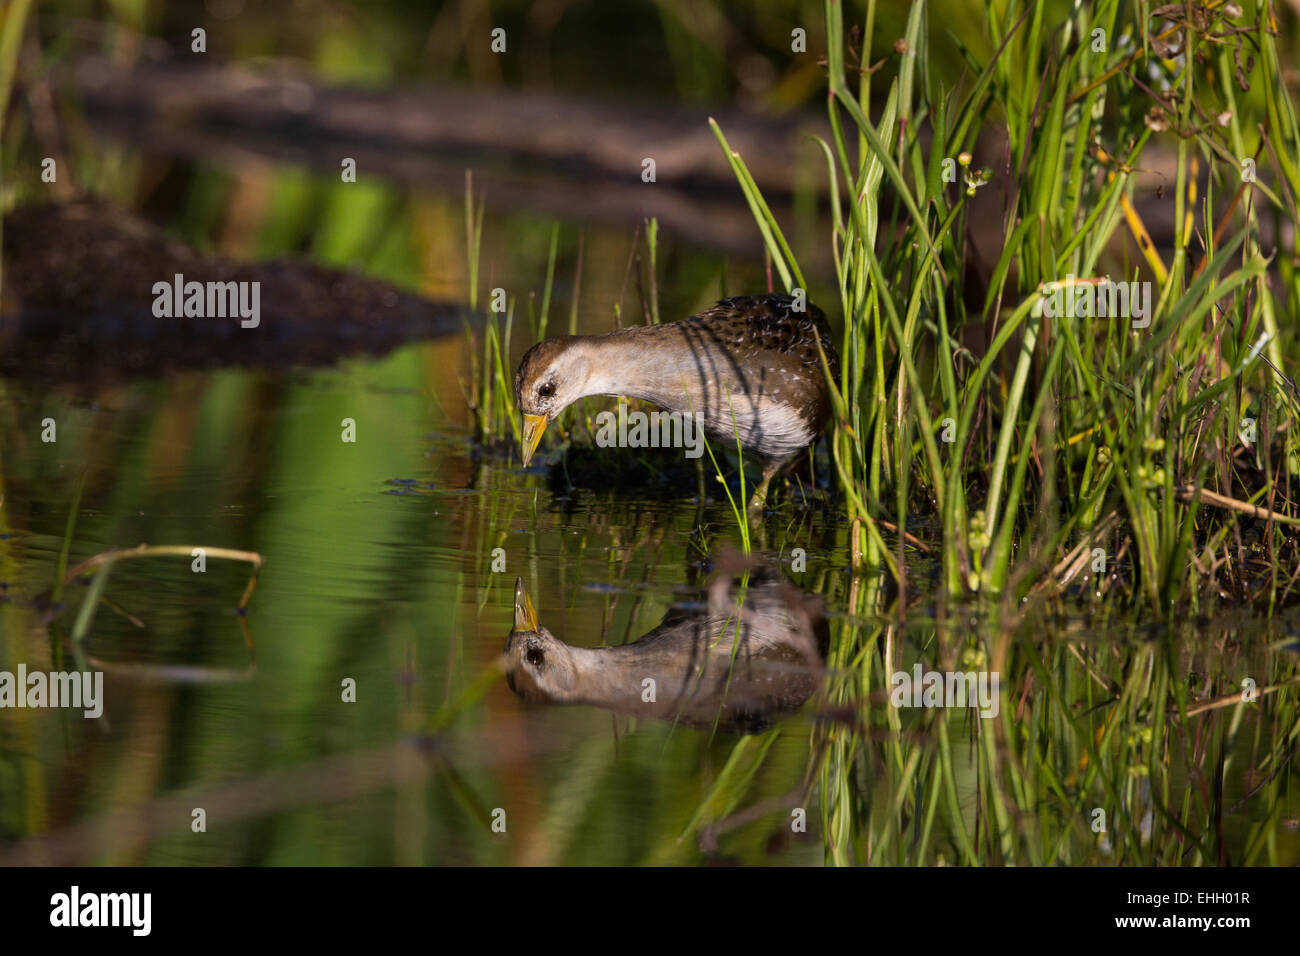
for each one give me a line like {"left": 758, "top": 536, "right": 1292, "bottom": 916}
{"left": 504, "top": 570, "right": 826, "bottom": 733}
{"left": 513, "top": 293, "right": 839, "bottom": 510}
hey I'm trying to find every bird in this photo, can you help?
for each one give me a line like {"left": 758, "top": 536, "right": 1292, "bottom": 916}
{"left": 513, "top": 292, "right": 840, "bottom": 511}
{"left": 503, "top": 571, "right": 826, "bottom": 733}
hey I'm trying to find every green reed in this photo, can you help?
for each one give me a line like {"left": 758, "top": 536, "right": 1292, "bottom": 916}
{"left": 688, "top": 0, "right": 1300, "bottom": 866}
{"left": 0, "top": 0, "right": 35, "bottom": 297}
{"left": 712, "top": 0, "right": 1300, "bottom": 615}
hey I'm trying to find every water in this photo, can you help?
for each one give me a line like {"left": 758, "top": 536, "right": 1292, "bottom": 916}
{"left": 0, "top": 344, "right": 834, "bottom": 864}
{"left": 2, "top": 164, "right": 1298, "bottom": 866}
{"left": 4, "top": 340, "right": 1297, "bottom": 865}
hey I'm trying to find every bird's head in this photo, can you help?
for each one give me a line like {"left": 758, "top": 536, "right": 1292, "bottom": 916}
{"left": 513, "top": 338, "right": 593, "bottom": 465}
{"left": 503, "top": 577, "right": 580, "bottom": 703}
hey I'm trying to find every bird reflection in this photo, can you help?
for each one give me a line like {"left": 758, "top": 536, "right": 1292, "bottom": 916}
{"left": 503, "top": 562, "right": 826, "bottom": 733}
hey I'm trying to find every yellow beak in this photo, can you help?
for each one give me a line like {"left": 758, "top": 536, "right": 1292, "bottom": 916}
{"left": 520, "top": 413, "right": 547, "bottom": 466}
{"left": 514, "top": 576, "right": 539, "bottom": 632}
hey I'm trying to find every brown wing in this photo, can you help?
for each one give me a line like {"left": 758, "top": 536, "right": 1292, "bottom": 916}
{"left": 684, "top": 293, "right": 840, "bottom": 381}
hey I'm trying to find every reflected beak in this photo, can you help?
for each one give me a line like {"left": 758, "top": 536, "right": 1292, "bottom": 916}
{"left": 520, "top": 413, "right": 547, "bottom": 467}
{"left": 514, "top": 576, "right": 539, "bottom": 632}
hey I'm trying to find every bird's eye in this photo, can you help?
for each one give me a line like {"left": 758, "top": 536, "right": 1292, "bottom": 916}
{"left": 526, "top": 647, "right": 545, "bottom": 667}
{"left": 538, "top": 382, "right": 555, "bottom": 399}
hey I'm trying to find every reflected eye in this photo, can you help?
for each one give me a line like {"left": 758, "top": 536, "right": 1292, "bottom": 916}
{"left": 526, "top": 647, "right": 545, "bottom": 667}
{"left": 537, "top": 382, "right": 555, "bottom": 399}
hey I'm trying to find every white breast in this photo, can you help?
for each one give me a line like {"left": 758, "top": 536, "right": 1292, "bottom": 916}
{"left": 703, "top": 397, "right": 815, "bottom": 462}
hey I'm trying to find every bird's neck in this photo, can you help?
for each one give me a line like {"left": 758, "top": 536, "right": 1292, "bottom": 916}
{"left": 562, "top": 642, "right": 677, "bottom": 710}
{"left": 575, "top": 329, "right": 701, "bottom": 410}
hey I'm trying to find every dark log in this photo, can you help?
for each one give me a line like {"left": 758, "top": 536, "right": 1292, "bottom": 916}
{"left": 1, "top": 199, "right": 467, "bottom": 385}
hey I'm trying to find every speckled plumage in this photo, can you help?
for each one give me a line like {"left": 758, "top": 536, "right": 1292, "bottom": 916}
{"left": 513, "top": 293, "right": 839, "bottom": 501}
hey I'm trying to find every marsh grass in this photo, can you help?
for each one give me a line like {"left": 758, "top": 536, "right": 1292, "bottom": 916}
{"left": 454, "top": 0, "right": 1300, "bottom": 864}
{"left": 462, "top": 172, "right": 519, "bottom": 449}
{"left": 0, "top": 0, "right": 36, "bottom": 296}
{"left": 709, "top": 0, "right": 1300, "bottom": 616}
{"left": 691, "top": 0, "right": 1300, "bottom": 865}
